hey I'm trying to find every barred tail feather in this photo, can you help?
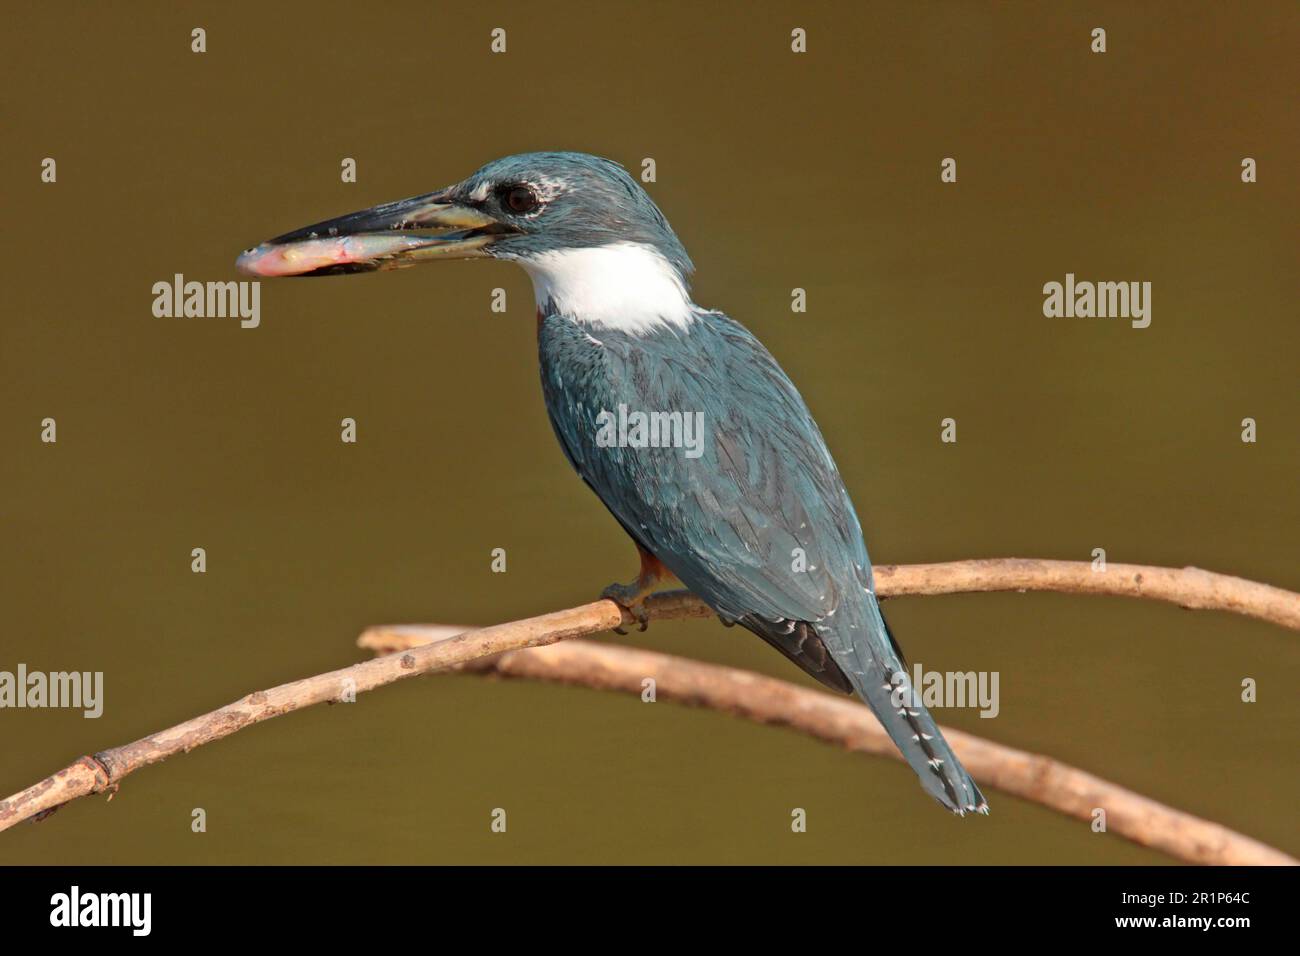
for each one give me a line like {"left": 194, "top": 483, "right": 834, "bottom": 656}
{"left": 826, "top": 601, "right": 988, "bottom": 816}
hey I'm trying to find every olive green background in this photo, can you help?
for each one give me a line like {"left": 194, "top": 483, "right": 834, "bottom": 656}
{"left": 2, "top": 1, "right": 1296, "bottom": 865}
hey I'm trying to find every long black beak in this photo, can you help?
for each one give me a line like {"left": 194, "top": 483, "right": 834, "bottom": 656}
{"left": 235, "top": 189, "right": 510, "bottom": 277}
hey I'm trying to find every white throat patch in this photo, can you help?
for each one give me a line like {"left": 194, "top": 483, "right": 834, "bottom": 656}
{"left": 518, "top": 242, "right": 694, "bottom": 333}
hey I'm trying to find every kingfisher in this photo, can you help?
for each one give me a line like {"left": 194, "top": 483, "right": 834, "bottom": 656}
{"left": 237, "top": 152, "right": 988, "bottom": 815}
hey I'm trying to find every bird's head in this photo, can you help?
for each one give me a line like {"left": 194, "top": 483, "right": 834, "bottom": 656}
{"left": 236, "top": 151, "right": 692, "bottom": 283}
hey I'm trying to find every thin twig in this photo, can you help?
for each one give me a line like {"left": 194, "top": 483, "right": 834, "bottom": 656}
{"left": 1, "top": 559, "right": 1294, "bottom": 849}
{"left": 874, "top": 558, "right": 1300, "bottom": 630}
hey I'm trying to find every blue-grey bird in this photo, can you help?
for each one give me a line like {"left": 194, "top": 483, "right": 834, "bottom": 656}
{"left": 237, "top": 151, "right": 988, "bottom": 815}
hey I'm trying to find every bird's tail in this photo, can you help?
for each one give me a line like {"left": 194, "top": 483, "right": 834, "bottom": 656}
{"left": 832, "top": 598, "right": 988, "bottom": 816}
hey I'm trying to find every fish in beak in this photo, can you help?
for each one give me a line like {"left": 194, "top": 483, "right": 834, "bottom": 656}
{"left": 235, "top": 189, "right": 513, "bottom": 277}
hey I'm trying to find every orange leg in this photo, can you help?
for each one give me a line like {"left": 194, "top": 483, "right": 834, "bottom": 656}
{"left": 601, "top": 544, "right": 675, "bottom": 632}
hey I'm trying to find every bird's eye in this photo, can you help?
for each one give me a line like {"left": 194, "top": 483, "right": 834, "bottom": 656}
{"left": 504, "top": 185, "right": 539, "bottom": 214}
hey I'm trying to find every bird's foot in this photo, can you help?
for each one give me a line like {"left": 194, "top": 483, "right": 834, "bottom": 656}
{"left": 601, "top": 580, "right": 654, "bottom": 634}
{"left": 602, "top": 547, "right": 674, "bottom": 634}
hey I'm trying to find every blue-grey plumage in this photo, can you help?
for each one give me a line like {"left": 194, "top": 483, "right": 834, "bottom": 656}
{"left": 539, "top": 306, "right": 986, "bottom": 815}
{"left": 235, "top": 150, "right": 988, "bottom": 815}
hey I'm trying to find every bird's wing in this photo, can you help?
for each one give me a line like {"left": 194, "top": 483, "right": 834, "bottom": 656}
{"left": 539, "top": 309, "right": 986, "bottom": 813}
{"left": 539, "top": 309, "right": 871, "bottom": 638}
